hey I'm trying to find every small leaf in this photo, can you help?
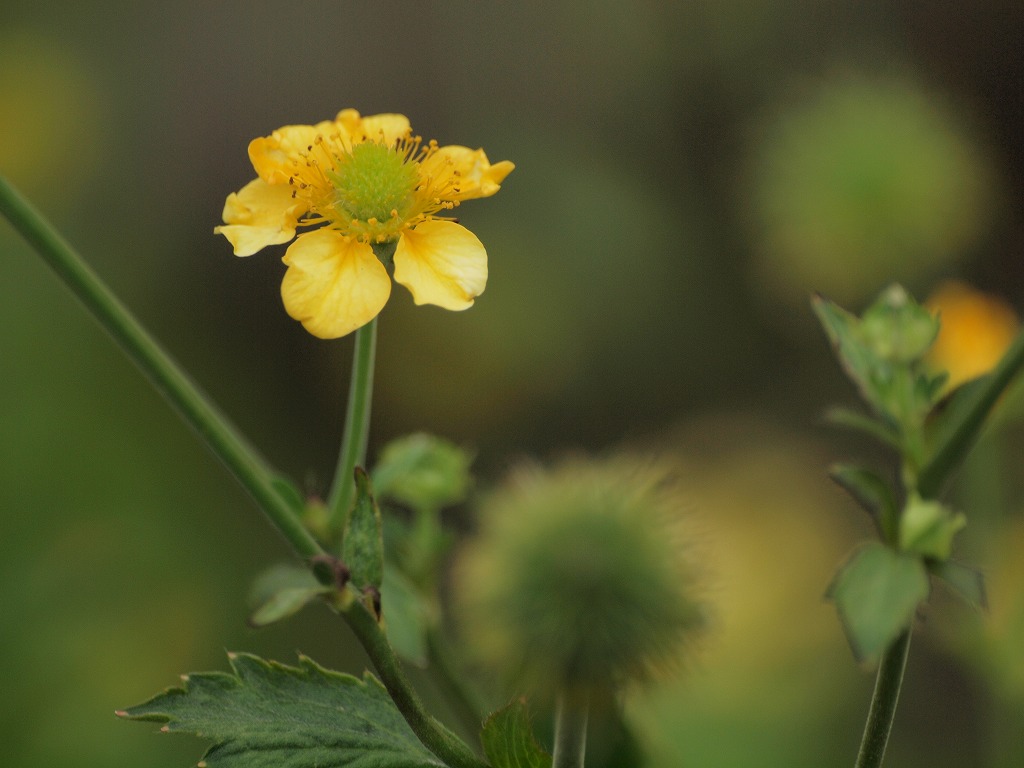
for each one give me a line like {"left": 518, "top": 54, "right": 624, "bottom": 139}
{"left": 247, "top": 564, "right": 332, "bottom": 627}
{"left": 827, "top": 543, "right": 930, "bottom": 663}
{"left": 929, "top": 560, "right": 987, "bottom": 610}
{"left": 899, "top": 495, "right": 966, "bottom": 561}
{"left": 812, "top": 294, "right": 878, "bottom": 403}
{"left": 828, "top": 464, "right": 899, "bottom": 544}
{"left": 481, "top": 699, "right": 552, "bottom": 768}
{"left": 823, "top": 407, "right": 901, "bottom": 450}
{"left": 118, "top": 653, "right": 445, "bottom": 768}
{"left": 372, "top": 433, "right": 474, "bottom": 513}
{"left": 343, "top": 468, "right": 384, "bottom": 592}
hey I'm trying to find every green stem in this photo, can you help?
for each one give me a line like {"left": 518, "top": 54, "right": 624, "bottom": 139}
{"left": 0, "top": 175, "right": 324, "bottom": 561}
{"left": 327, "top": 318, "right": 377, "bottom": 547}
{"left": 342, "top": 599, "right": 489, "bottom": 768}
{"left": 552, "top": 694, "right": 589, "bottom": 768}
{"left": 917, "top": 328, "right": 1024, "bottom": 498}
{"left": 855, "top": 630, "right": 911, "bottom": 768}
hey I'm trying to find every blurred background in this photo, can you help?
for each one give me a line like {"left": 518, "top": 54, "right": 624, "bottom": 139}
{"left": 2, "top": 2, "right": 1023, "bottom": 766}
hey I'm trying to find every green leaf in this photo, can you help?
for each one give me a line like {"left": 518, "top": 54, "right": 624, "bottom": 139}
{"left": 480, "top": 699, "right": 552, "bottom": 768}
{"left": 929, "top": 560, "right": 987, "bottom": 610}
{"left": 118, "top": 653, "right": 446, "bottom": 768}
{"left": 372, "top": 433, "right": 473, "bottom": 513}
{"left": 899, "top": 495, "right": 966, "bottom": 561}
{"left": 812, "top": 294, "right": 878, "bottom": 404}
{"left": 343, "top": 468, "right": 384, "bottom": 592}
{"left": 918, "top": 329, "right": 1024, "bottom": 498}
{"left": 822, "top": 406, "right": 901, "bottom": 449}
{"left": 382, "top": 565, "right": 431, "bottom": 666}
{"left": 828, "top": 464, "right": 899, "bottom": 544}
{"left": 247, "top": 564, "right": 331, "bottom": 628}
{"left": 827, "top": 543, "right": 930, "bottom": 663}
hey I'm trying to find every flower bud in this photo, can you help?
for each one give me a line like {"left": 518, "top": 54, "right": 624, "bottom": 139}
{"left": 454, "top": 456, "right": 706, "bottom": 699}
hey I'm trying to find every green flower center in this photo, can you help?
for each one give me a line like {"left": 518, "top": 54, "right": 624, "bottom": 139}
{"left": 327, "top": 142, "right": 419, "bottom": 227}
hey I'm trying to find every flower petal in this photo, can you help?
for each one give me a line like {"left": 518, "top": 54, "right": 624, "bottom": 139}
{"left": 393, "top": 220, "right": 487, "bottom": 310}
{"left": 423, "top": 146, "right": 515, "bottom": 201}
{"left": 280, "top": 228, "right": 391, "bottom": 339}
{"left": 214, "top": 178, "right": 301, "bottom": 256}
{"left": 336, "top": 109, "right": 411, "bottom": 146}
{"left": 249, "top": 120, "right": 341, "bottom": 184}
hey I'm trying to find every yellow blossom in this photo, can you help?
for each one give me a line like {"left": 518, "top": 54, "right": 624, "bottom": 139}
{"left": 926, "top": 280, "right": 1019, "bottom": 389}
{"left": 215, "top": 109, "right": 513, "bottom": 338}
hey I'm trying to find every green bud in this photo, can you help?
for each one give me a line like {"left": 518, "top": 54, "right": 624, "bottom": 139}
{"left": 859, "top": 284, "right": 940, "bottom": 364}
{"left": 454, "top": 456, "right": 706, "bottom": 699}
{"left": 899, "top": 493, "right": 966, "bottom": 560}
{"left": 372, "top": 433, "right": 473, "bottom": 513}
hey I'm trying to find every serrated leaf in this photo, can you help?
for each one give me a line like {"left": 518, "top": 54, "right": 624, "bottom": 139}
{"left": 382, "top": 565, "right": 430, "bottom": 666}
{"left": 481, "top": 699, "right": 552, "bottom": 768}
{"left": 118, "top": 653, "right": 445, "bottom": 768}
{"left": 827, "top": 543, "right": 929, "bottom": 663}
{"left": 828, "top": 464, "right": 899, "bottom": 544}
{"left": 929, "top": 559, "right": 987, "bottom": 610}
{"left": 343, "top": 469, "right": 384, "bottom": 592}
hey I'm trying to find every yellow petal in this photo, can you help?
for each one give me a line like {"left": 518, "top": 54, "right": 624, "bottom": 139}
{"left": 214, "top": 178, "right": 301, "bottom": 256}
{"left": 280, "top": 228, "right": 391, "bottom": 339}
{"left": 424, "top": 145, "right": 515, "bottom": 201}
{"left": 248, "top": 120, "right": 340, "bottom": 183}
{"left": 393, "top": 220, "right": 487, "bottom": 310}
{"left": 336, "top": 109, "right": 411, "bottom": 146}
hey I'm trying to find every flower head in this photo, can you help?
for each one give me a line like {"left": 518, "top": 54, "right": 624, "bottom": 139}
{"left": 215, "top": 109, "right": 513, "bottom": 338}
{"left": 454, "top": 456, "right": 706, "bottom": 700}
{"left": 926, "top": 280, "right": 1018, "bottom": 389}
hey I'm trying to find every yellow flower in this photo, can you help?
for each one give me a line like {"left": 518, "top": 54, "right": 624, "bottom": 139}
{"left": 925, "top": 280, "right": 1019, "bottom": 389}
{"left": 215, "top": 109, "right": 514, "bottom": 338}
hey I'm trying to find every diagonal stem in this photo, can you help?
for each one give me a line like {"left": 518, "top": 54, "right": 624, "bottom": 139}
{"left": 0, "top": 175, "right": 325, "bottom": 561}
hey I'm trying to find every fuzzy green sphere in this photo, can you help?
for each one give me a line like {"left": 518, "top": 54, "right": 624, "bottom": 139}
{"left": 455, "top": 457, "right": 705, "bottom": 699}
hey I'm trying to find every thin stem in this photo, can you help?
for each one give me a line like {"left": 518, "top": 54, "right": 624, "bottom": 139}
{"left": 327, "top": 318, "right": 377, "bottom": 547}
{"left": 0, "top": 175, "right": 325, "bottom": 561}
{"left": 342, "top": 599, "right": 489, "bottom": 768}
{"left": 552, "top": 694, "right": 589, "bottom": 768}
{"left": 855, "top": 630, "right": 912, "bottom": 768}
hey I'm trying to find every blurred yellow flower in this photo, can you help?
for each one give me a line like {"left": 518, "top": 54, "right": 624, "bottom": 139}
{"left": 215, "top": 109, "right": 513, "bottom": 338}
{"left": 925, "top": 280, "right": 1018, "bottom": 389}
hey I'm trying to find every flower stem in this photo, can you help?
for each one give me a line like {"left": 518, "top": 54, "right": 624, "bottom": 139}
{"left": 341, "top": 599, "right": 489, "bottom": 768}
{"left": 855, "top": 630, "right": 912, "bottom": 768}
{"left": 552, "top": 694, "right": 589, "bottom": 768}
{"left": 0, "top": 175, "right": 325, "bottom": 562}
{"left": 327, "top": 318, "right": 378, "bottom": 548}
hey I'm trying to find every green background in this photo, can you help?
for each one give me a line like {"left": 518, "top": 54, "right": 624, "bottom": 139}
{"left": 2, "top": 2, "right": 1023, "bottom": 766}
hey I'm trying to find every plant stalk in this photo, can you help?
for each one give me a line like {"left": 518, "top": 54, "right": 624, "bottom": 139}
{"left": 855, "top": 630, "right": 912, "bottom": 768}
{"left": 0, "top": 175, "right": 325, "bottom": 561}
{"left": 342, "top": 599, "right": 489, "bottom": 768}
{"left": 327, "top": 318, "right": 378, "bottom": 547}
{"left": 552, "top": 694, "right": 589, "bottom": 768}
